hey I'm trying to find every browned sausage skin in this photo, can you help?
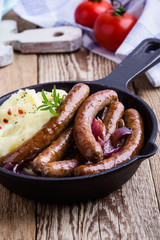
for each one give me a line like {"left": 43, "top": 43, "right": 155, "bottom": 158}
{"left": 103, "top": 101, "right": 124, "bottom": 141}
{"left": 42, "top": 159, "right": 81, "bottom": 177}
{"left": 73, "top": 90, "right": 118, "bottom": 163}
{"left": 0, "top": 83, "right": 90, "bottom": 167}
{"left": 74, "top": 108, "right": 144, "bottom": 176}
{"left": 32, "top": 125, "right": 73, "bottom": 173}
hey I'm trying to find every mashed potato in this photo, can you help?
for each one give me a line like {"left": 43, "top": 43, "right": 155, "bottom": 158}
{"left": 0, "top": 88, "right": 67, "bottom": 157}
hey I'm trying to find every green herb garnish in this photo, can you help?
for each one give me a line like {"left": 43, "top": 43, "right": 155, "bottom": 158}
{"left": 37, "top": 85, "right": 64, "bottom": 116}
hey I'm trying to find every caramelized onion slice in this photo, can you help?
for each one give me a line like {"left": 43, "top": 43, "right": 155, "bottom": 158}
{"left": 112, "top": 127, "right": 132, "bottom": 147}
{"left": 3, "top": 162, "right": 14, "bottom": 171}
{"left": 103, "top": 140, "right": 121, "bottom": 158}
{"left": 91, "top": 118, "right": 106, "bottom": 141}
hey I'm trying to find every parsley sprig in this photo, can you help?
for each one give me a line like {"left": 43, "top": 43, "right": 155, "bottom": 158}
{"left": 37, "top": 85, "right": 64, "bottom": 116}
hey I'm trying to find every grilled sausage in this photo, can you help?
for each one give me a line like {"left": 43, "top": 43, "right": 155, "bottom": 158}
{"left": 73, "top": 90, "right": 118, "bottom": 163}
{"left": 32, "top": 125, "right": 73, "bottom": 173}
{"left": 0, "top": 83, "right": 90, "bottom": 167}
{"left": 42, "top": 159, "right": 81, "bottom": 177}
{"left": 103, "top": 101, "right": 124, "bottom": 141}
{"left": 74, "top": 108, "right": 144, "bottom": 176}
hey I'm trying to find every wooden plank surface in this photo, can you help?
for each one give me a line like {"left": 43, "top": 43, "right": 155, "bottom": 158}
{"left": 0, "top": 53, "right": 37, "bottom": 240}
{"left": 0, "top": 12, "right": 37, "bottom": 240}
{"left": 0, "top": 11, "right": 160, "bottom": 240}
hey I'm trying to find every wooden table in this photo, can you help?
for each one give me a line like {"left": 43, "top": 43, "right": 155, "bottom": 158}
{"left": 0, "top": 11, "right": 160, "bottom": 240}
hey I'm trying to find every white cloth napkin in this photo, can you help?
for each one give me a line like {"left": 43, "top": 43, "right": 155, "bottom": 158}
{"left": 116, "top": 0, "right": 160, "bottom": 87}
{"left": 13, "top": 0, "right": 160, "bottom": 87}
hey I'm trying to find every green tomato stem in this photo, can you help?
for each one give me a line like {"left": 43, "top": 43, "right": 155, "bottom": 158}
{"left": 111, "top": 0, "right": 126, "bottom": 16}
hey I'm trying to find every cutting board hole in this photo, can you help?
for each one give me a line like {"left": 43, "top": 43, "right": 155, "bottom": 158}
{"left": 53, "top": 32, "right": 64, "bottom": 37}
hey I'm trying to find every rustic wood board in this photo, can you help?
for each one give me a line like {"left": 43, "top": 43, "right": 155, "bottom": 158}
{"left": 0, "top": 23, "right": 82, "bottom": 54}
{"left": 0, "top": 11, "right": 160, "bottom": 240}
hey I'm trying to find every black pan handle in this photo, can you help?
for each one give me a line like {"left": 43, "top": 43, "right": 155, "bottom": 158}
{"left": 95, "top": 38, "right": 160, "bottom": 91}
{"left": 139, "top": 141, "right": 158, "bottom": 159}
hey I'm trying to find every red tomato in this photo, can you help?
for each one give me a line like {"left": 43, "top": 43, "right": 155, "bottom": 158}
{"left": 74, "top": 0, "right": 112, "bottom": 28}
{"left": 94, "top": 10, "right": 137, "bottom": 51}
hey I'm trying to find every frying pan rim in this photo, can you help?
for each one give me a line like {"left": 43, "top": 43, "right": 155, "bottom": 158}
{"left": 0, "top": 81, "right": 158, "bottom": 182}
{"left": 0, "top": 154, "right": 144, "bottom": 182}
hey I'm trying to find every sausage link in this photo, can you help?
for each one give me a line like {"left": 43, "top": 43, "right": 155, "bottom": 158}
{"left": 103, "top": 101, "right": 124, "bottom": 141}
{"left": 73, "top": 90, "right": 118, "bottom": 163}
{"left": 0, "top": 83, "right": 90, "bottom": 166}
{"left": 32, "top": 125, "right": 73, "bottom": 173}
{"left": 74, "top": 108, "right": 144, "bottom": 176}
{"left": 42, "top": 159, "right": 81, "bottom": 177}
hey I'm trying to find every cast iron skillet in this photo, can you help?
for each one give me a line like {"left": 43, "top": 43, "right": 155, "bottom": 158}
{"left": 0, "top": 38, "right": 160, "bottom": 203}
